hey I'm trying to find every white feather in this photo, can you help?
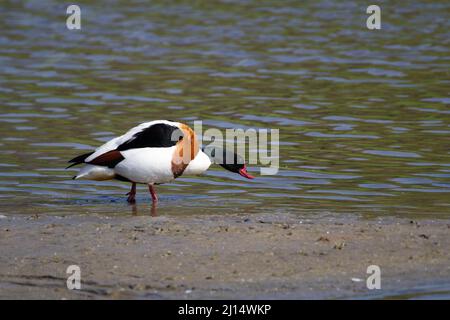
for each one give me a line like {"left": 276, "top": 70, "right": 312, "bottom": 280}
{"left": 74, "top": 164, "right": 115, "bottom": 181}
{"left": 115, "top": 147, "right": 176, "bottom": 184}
{"left": 183, "top": 150, "right": 212, "bottom": 176}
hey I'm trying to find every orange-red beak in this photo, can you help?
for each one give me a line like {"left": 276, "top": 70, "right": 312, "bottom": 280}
{"left": 238, "top": 166, "right": 254, "bottom": 179}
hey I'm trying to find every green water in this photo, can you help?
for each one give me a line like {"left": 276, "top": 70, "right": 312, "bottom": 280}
{"left": 0, "top": 1, "right": 449, "bottom": 218}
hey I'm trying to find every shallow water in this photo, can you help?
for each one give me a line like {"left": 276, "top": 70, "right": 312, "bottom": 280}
{"left": 356, "top": 282, "right": 450, "bottom": 300}
{"left": 0, "top": 1, "right": 449, "bottom": 218}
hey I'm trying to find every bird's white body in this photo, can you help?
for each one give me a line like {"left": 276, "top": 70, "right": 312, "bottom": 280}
{"left": 68, "top": 119, "right": 254, "bottom": 203}
{"left": 72, "top": 120, "right": 212, "bottom": 184}
{"left": 115, "top": 147, "right": 177, "bottom": 184}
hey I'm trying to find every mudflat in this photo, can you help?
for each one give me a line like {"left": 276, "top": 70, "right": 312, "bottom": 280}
{"left": 1, "top": 212, "right": 449, "bottom": 299}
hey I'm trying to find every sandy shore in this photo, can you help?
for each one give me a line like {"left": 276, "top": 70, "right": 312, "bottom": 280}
{"left": 0, "top": 211, "right": 449, "bottom": 299}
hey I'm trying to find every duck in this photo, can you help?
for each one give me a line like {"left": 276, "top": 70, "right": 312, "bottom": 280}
{"left": 67, "top": 120, "right": 254, "bottom": 203}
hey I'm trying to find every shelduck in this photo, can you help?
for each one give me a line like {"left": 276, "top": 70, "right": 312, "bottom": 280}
{"left": 67, "top": 120, "right": 254, "bottom": 203}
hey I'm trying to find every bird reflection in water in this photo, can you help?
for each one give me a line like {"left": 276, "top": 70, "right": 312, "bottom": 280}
{"left": 130, "top": 203, "right": 157, "bottom": 217}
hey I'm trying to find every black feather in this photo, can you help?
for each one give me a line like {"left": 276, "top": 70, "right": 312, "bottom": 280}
{"left": 66, "top": 151, "right": 94, "bottom": 169}
{"left": 117, "top": 123, "right": 183, "bottom": 151}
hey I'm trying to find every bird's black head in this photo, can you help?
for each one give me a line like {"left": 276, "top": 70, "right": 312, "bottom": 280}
{"left": 203, "top": 146, "right": 254, "bottom": 179}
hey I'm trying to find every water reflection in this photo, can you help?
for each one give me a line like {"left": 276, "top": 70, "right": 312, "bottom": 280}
{"left": 130, "top": 203, "right": 158, "bottom": 217}
{"left": 0, "top": 0, "right": 449, "bottom": 218}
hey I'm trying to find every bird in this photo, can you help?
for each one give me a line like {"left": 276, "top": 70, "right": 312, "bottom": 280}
{"left": 67, "top": 120, "right": 254, "bottom": 203}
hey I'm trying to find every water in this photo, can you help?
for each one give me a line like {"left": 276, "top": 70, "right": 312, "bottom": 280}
{"left": 356, "top": 282, "right": 450, "bottom": 300}
{"left": 0, "top": 0, "right": 449, "bottom": 218}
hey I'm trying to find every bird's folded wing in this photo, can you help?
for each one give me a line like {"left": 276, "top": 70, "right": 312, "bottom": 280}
{"left": 85, "top": 121, "right": 183, "bottom": 164}
{"left": 87, "top": 150, "right": 125, "bottom": 168}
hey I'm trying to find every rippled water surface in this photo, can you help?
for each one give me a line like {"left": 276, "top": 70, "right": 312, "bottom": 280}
{"left": 0, "top": 1, "right": 449, "bottom": 218}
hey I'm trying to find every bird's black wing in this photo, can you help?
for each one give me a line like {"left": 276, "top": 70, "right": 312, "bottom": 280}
{"left": 116, "top": 123, "right": 183, "bottom": 151}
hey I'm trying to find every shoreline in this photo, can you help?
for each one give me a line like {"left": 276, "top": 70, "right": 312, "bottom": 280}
{"left": 1, "top": 212, "right": 449, "bottom": 299}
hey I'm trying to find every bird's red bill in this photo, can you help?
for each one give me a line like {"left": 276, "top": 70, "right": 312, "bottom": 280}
{"left": 239, "top": 167, "right": 254, "bottom": 179}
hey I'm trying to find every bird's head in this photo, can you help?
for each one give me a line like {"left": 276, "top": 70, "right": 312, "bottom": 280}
{"left": 203, "top": 146, "right": 255, "bottom": 179}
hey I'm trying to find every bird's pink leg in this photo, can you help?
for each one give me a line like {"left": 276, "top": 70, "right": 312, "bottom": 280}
{"left": 126, "top": 182, "right": 137, "bottom": 203}
{"left": 148, "top": 185, "right": 158, "bottom": 202}
{"left": 150, "top": 202, "right": 157, "bottom": 217}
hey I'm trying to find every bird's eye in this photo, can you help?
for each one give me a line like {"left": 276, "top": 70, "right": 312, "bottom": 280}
{"left": 178, "top": 136, "right": 183, "bottom": 141}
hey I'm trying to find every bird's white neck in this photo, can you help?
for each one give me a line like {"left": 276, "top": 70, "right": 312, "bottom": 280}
{"left": 183, "top": 150, "right": 212, "bottom": 176}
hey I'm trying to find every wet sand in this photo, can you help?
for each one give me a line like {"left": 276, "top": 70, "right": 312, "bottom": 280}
{"left": 0, "top": 211, "right": 449, "bottom": 299}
